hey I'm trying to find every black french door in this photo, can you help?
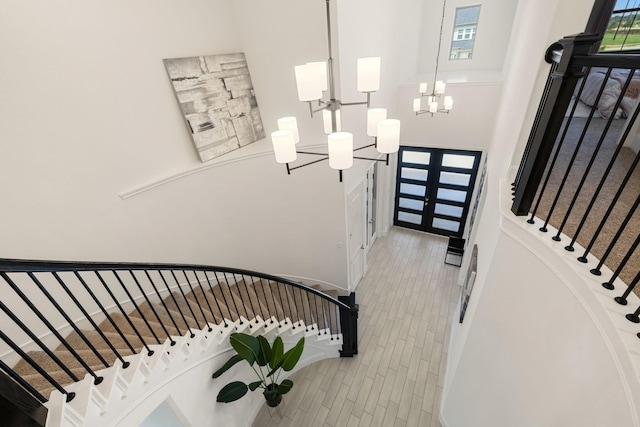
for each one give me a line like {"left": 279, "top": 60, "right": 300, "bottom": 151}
{"left": 394, "top": 147, "right": 482, "bottom": 237}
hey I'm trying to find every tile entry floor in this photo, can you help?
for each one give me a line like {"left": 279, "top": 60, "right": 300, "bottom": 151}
{"left": 253, "top": 227, "right": 461, "bottom": 427}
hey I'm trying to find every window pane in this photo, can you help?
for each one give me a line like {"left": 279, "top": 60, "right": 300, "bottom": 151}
{"left": 402, "top": 151, "right": 431, "bottom": 165}
{"left": 399, "top": 197, "right": 424, "bottom": 211}
{"left": 437, "top": 188, "right": 467, "bottom": 203}
{"left": 442, "top": 154, "right": 475, "bottom": 169}
{"left": 450, "top": 5, "right": 480, "bottom": 60}
{"left": 400, "top": 183, "right": 426, "bottom": 197}
{"left": 439, "top": 171, "right": 471, "bottom": 186}
{"left": 432, "top": 217, "right": 460, "bottom": 232}
{"left": 398, "top": 211, "right": 422, "bottom": 225}
{"left": 401, "top": 167, "right": 429, "bottom": 181}
{"left": 434, "top": 203, "right": 463, "bottom": 218}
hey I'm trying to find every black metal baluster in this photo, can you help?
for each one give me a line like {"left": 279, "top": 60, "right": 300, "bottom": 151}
{"left": 222, "top": 273, "right": 242, "bottom": 325}
{"left": 231, "top": 274, "right": 251, "bottom": 322}
{"left": 613, "top": 270, "right": 640, "bottom": 308}
{"left": 0, "top": 359, "right": 47, "bottom": 403}
{"left": 262, "top": 279, "right": 277, "bottom": 324}
{"left": 169, "top": 270, "right": 203, "bottom": 331}
{"left": 158, "top": 270, "right": 194, "bottom": 337}
{"left": 0, "top": 299, "right": 80, "bottom": 384}
{"left": 95, "top": 271, "right": 154, "bottom": 356}
{"left": 240, "top": 275, "right": 260, "bottom": 325}
{"left": 181, "top": 271, "right": 209, "bottom": 331}
{"left": 299, "top": 288, "right": 311, "bottom": 331}
{"left": 0, "top": 332, "right": 74, "bottom": 402}
{"left": 213, "top": 271, "right": 234, "bottom": 325}
{"left": 113, "top": 271, "right": 160, "bottom": 345}
{"left": 277, "top": 281, "right": 292, "bottom": 326}
{"left": 266, "top": 280, "right": 281, "bottom": 325}
{"left": 1, "top": 272, "right": 102, "bottom": 384}
{"left": 311, "top": 293, "right": 322, "bottom": 332}
{"left": 129, "top": 271, "right": 175, "bottom": 345}
{"left": 190, "top": 270, "right": 214, "bottom": 331}
{"left": 592, "top": 193, "right": 640, "bottom": 280}
{"left": 582, "top": 153, "right": 640, "bottom": 267}
{"left": 568, "top": 71, "right": 639, "bottom": 255}
{"left": 289, "top": 287, "right": 300, "bottom": 330}
{"left": 203, "top": 271, "right": 228, "bottom": 327}
{"left": 601, "top": 232, "right": 640, "bottom": 291}
{"left": 528, "top": 73, "right": 590, "bottom": 224}
{"left": 541, "top": 68, "right": 613, "bottom": 235}
{"left": 144, "top": 270, "right": 182, "bottom": 340}
{"left": 79, "top": 272, "right": 135, "bottom": 360}
{"left": 51, "top": 272, "right": 114, "bottom": 367}
{"left": 556, "top": 70, "right": 635, "bottom": 248}
{"left": 256, "top": 279, "right": 273, "bottom": 324}
{"left": 26, "top": 273, "right": 106, "bottom": 383}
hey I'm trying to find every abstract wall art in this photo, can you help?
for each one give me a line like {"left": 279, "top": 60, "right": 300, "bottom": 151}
{"left": 163, "top": 53, "right": 265, "bottom": 162}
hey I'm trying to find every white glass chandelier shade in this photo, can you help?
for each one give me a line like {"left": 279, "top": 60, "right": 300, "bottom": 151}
{"left": 419, "top": 83, "right": 428, "bottom": 94}
{"left": 435, "top": 80, "right": 446, "bottom": 95}
{"left": 356, "top": 57, "right": 381, "bottom": 92}
{"left": 307, "top": 61, "right": 328, "bottom": 91}
{"left": 413, "top": 98, "right": 421, "bottom": 112}
{"left": 328, "top": 132, "right": 354, "bottom": 170}
{"left": 277, "top": 117, "right": 300, "bottom": 143}
{"left": 444, "top": 96, "right": 454, "bottom": 110}
{"left": 376, "top": 119, "right": 401, "bottom": 154}
{"left": 294, "top": 64, "right": 323, "bottom": 101}
{"left": 271, "top": 130, "right": 297, "bottom": 164}
{"left": 323, "top": 109, "right": 342, "bottom": 134}
{"left": 366, "top": 108, "right": 387, "bottom": 137}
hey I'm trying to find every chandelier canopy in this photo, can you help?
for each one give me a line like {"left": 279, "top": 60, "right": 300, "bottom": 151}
{"left": 271, "top": 0, "right": 400, "bottom": 182}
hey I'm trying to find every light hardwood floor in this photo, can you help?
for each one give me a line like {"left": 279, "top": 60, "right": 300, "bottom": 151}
{"left": 253, "top": 226, "right": 462, "bottom": 427}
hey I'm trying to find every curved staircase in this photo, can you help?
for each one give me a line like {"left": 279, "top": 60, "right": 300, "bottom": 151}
{"left": 0, "top": 261, "right": 357, "bottom": 427}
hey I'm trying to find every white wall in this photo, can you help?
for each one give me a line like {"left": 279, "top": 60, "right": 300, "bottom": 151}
{"left": 0, "top": 0, "right": 350, "bottom": 289}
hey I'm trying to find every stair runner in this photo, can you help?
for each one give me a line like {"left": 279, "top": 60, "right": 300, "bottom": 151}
{"left": 11, "top": 278, "right": 339, "bottom": 401}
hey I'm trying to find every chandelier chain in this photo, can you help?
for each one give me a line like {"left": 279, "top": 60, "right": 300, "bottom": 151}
{"left": 433, "top": 0, "right": 447, "bottom": 89}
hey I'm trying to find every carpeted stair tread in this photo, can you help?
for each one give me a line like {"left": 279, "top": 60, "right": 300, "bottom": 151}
{"left": 131, "top": 301, "right": 181, "bottom": 337}
{"left": 251, "top": 279, "right": 285, "bottom": 320}
{"left": 163, "top": 292, "right": 210, "bottom": 328}
{"left": 233, "top": 280, "right": 271, "bottom": 320}
{"left": 97, "top": 313, "right": 165, "bottom": 346}
{"left": 12, "top": 348, "right": 111, "bottom": 380}
{"left": 20, "top": 366, "right": 89, "bottom": 401}
{"left": 185, "top": 287, "right": 224, "bottom": 324}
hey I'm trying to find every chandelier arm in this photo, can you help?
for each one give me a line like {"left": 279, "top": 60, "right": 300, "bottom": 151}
{"left": 311, "top": 104, "right": 331, "bottom": 115}
{"left": 286, "top": 156, "right": 330, "bottom": 172}
{"left": 353, "top": 143, "right": 376, "bottom": 152}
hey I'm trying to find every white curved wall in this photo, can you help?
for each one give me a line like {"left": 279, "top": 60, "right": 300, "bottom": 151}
{"left": 0, "top": 0, "right": 350, "bottom": 288}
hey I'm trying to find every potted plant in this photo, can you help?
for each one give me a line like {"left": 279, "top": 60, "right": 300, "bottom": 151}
{"left": 212, "top": 332, "right": 305, "bottom": 407}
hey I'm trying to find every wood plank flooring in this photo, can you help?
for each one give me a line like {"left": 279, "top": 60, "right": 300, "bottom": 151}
{"left": 253, "top": 227, "right": 461, "bottom": 427}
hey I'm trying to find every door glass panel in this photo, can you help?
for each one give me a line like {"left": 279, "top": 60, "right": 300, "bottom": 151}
{"left": 439, "top": 171, "right": 470, "bottom": 186}
{"left": 442, "top": 153, "right": 475, "bottom": 169}
{"left": 400, "top": 183, "right": 426, "bottom": 197}
{"left": 434, "top": 203, "right": 463, "bottom": 218}
{"left": 398, "top": 211, "right": 423, "bottom": 225}
{"left": 432, "top": 217, "right": 460, "bottom": 232}
{"left": 401, "top": 167, "right": 429, "bottom": 181}
{"left": 437, "top": 188, "right": 467, "bottom": 203}
{"left": 402, "top": 151, "right": 431, "bottom": 165}
{"left": 399, "top": 198, "right": 424, "bottom": 211}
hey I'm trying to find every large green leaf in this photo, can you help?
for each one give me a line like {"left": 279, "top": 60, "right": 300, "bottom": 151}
{"left": 216, "top": 381, "right": 248, "bottom": 403}
{"left": 256, "top": 335, "right": 271, "bottom": 367}
{"left": 266, "top": 358, "right": 285, "bottom": 378}
{"left": 211, "top": 354, "right": 243, "bottom": 379}
{"left": 276, "top": 379, "right": 294, "bottom": 395}
{"left": 229, "top": 333, "right": 260, "bottom": 366}
{"left": 281, "top": 337, "right": 305, "bottom": 371}
{"left": 269, "top": 336, "right": 284, "bottom": 370}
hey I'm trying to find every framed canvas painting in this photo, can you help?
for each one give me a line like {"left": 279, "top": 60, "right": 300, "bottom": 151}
{"left": 163, "top": 53, "right": 265, "bottom": 162}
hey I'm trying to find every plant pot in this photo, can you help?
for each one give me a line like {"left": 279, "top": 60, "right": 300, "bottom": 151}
{"left": 264, "top": 384, "right": 282, "bottom": 407}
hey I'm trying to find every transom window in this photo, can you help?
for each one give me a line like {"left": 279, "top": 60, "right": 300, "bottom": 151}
{"left": 450, "top": 5, "right": 481, "bottom": 60}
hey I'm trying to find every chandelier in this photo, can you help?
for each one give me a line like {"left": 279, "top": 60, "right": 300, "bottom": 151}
{"left": 413, "top": 0, "right": 453, "bottom": 116}
{"left": 271, "top": 0, "right": 401, "bottom": 182}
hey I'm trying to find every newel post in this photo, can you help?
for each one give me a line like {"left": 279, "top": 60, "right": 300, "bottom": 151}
{"left": 511, "top": 33, "right": 601, "bottom": 216}
{"left": 338, "top": 292, "right": 359, "bottom": 357}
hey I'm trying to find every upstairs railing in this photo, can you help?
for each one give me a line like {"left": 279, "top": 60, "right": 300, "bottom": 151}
{"left": 512, "top": 32, "right": 640, "bottom": 339}
{"left": 0, "top": 258, "right": 358, "bottom": 425}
